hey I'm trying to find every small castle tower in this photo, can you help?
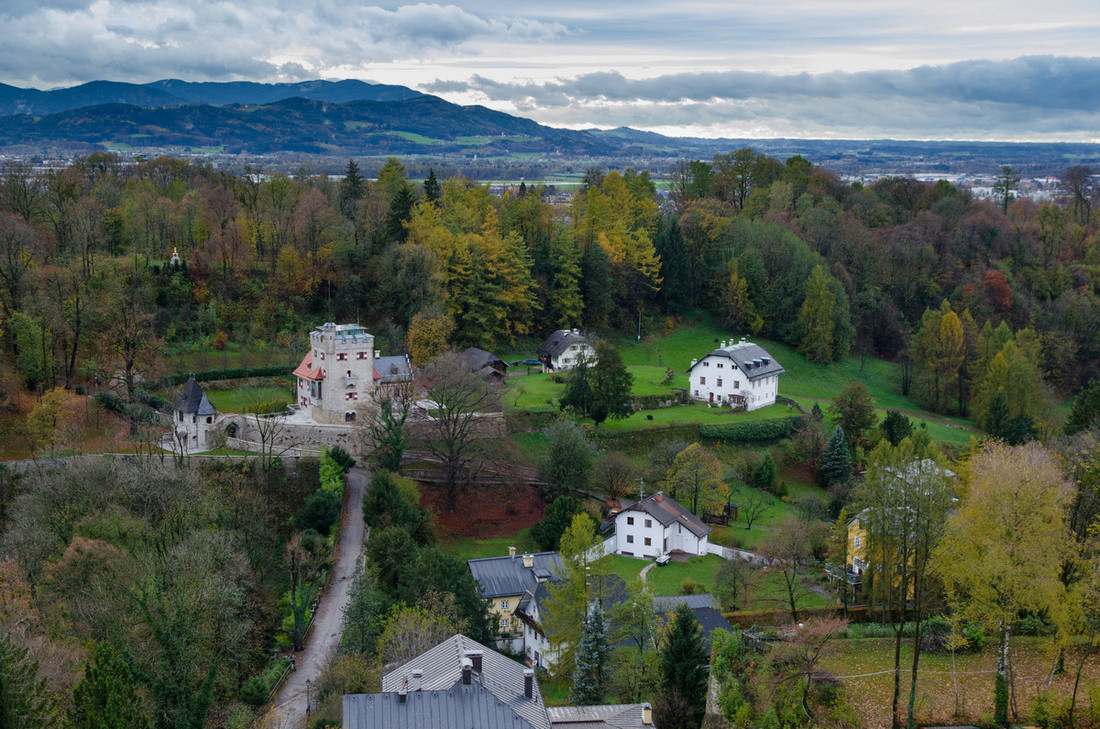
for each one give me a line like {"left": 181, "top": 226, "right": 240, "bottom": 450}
{"left": 173, "top": 375, "right": 217, "bottom": 451}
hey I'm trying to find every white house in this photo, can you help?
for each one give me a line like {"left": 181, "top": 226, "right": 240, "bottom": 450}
{"left": 292, "top": 322, "right": 411, "bottom": 425}
{"left": 687, "top": 338, "right": 784, "bottom": 411}
{"left": 537, "top": 329, "right": 596, "bottom": 372}
{"left": 613, "top": 492, "right": 711, "bottom": 559}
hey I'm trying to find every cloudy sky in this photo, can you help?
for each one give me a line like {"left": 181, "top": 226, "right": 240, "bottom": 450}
{"left": 4, "top": 0, "right": 1100, "bottom": 141}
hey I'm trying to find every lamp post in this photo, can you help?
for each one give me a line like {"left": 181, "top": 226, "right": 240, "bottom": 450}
{"left": 306, "top": 678, "right": 311, "bottom": 720}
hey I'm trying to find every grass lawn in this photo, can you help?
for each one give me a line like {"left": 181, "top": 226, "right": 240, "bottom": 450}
{"left": 203, "top": 386, "right": 293, "bottom": 413}
{"left": 643, "top": 554, "right": 725, "bottom": 596}
{"left": 823, "top": 635, "right": 1099, "bottom": 729}
{"left": 439, "top": 530, "right": 539, "bottom": 560}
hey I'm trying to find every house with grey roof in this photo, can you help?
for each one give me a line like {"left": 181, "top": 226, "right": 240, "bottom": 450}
{"left": 513, "top": 574, "right": 628, "bottom": 672}
{"left": 468, "top": 549, "right": 564, "bottom": 652}
{"left": 172, "top": 375, "right": 217, "bottom": 452}
{"left": 687, "top": 337, "right": 785, "bottom": 411}
{"left": 613, "top": 492, "right": 711, "bottom": 559}
{"left": 653, "top": 594, "right": 732, "bottom": 651}
{"left": 354, "top": 633, "right": 549, "bottom": 729}
{"left": 461, "top": 347, "right": 509, "bottom": 383}
{"left": 537, "top": 329, "right": 596, "bottom": 372}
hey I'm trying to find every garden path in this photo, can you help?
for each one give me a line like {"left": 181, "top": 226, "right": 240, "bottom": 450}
{"left": 264, "top": 467, "right": 369, "bottom": 729}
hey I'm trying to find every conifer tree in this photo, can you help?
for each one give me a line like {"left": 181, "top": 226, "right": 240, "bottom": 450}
{"left": 70, "top": 641, "right": 151, "bottom": 729}
{"left": 0, "top": 633, "right": 53, "bottom": 728}
{"left": 820, "top": 425, "right": 852, "bottom": 487}
{"left": 570, "top": 602, "right": 610, "bottom": 705}
{"left": 658, "top": 603, "right": 708, "bottom": 729}
{"left": 797, "top": 264, "right": 836, "bottom": 364}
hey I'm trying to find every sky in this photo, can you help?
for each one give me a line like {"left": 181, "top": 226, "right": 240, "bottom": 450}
{"left": 4, "top": 0, "right": 1100, "bottom": 141}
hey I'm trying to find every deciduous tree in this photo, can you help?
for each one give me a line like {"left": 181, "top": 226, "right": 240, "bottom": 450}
{"left": 666, "top": 442, "right": 726, "bottom": 516}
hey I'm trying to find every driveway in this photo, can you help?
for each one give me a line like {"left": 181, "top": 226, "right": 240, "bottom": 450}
{"left": 265, "top": 466, "right": 369, "bottom": 728}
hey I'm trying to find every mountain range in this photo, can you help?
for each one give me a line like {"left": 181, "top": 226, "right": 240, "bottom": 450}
{"left": 2, "top": 79, "right": 1100, "bottom": 175}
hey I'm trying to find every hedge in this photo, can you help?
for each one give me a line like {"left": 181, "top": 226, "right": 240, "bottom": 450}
{"left": 697, "top": 416, "right": 805, "bottom": 444}
{"left": 161, "top": 365, "right": 291, "bottom": 387}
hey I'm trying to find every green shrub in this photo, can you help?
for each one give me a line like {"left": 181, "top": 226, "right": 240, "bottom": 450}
{"left": 698, "top": 417, "right": 804, "bottom": 444}
{"left": 295, "top": 489, "right": 343, "bottom": 535}
{"left": 680, "top": 577, "right": 701, "bottom": 595}
{"left": 239, "top": 675, "right": 269, "bottom": 707}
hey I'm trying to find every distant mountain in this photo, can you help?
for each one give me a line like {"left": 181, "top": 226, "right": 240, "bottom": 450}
{"left": 0, "top": 95, "right": 615, "bottom": 156}
{"left": 0, "top": 78, "right": 425, "bottom": 116}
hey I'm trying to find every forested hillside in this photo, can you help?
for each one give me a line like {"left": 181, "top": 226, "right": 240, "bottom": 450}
{"left": 1, "top": 151, "right": 1097, "bottom": 438}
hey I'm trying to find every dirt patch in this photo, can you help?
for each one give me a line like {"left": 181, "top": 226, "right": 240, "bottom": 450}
{"left": 417, "top": 480, "right": 546, "bottom": 538}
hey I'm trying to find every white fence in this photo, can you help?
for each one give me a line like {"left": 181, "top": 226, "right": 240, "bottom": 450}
{"left": 706, "top": 542, "right": 760, "bottom": 563}
{"left": 583, "top": 536, "right": 617, "bottom": 563}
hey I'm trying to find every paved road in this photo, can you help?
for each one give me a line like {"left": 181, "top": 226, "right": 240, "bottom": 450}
{"left": 265, "top": 467, "right": 369, "bottom": 729}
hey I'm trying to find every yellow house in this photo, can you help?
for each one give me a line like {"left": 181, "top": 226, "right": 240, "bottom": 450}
{"left": 467, "top": 549, "right": 563, "bottom": 653}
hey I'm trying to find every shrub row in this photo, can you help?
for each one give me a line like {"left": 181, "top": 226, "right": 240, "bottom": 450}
{"left": 162, "top": 365, "right": 290, "bottom": 387}
{"left": 94, "top": 391, "right": 159, "bottom": 423}
{"left": 698, "top": 416, "right": 805, "bottom": 444}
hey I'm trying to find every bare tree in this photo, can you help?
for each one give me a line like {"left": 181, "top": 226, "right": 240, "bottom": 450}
{"left": 1062, "top": 164, "right": 1094, "bottom": 225}
{"left": 740, "top": 488, "right": 772, "bottom": 529}
{"left": 415, "top": 351, "right": 500, "bottom": 511}
{"left": 761, "top": 513, "right": 825, "bottom": 622}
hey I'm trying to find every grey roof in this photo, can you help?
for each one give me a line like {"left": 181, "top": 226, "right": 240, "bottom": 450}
{"left": 687, "top": 339, "right": 785, "bottom": 381}
{"left": 344, "top": 685, "right": 537, "bottom": 729}
{"left": 547, "top": 703, "right": 655, "bottom": 728}
{"left": 620, "top": 492, "right": 711, "bottom": 540}
{"left": 537, "top": 329, "right": 588, "bottom": 359}
{"left": 516, "top": 575, "right": 629, "bottom": 636}
{"left": 652, "top": 594, "right": 720, "bottom": 613}
{"left": 468, "top": 552, "right": 564, "bottom": 599}
{"left": 174, "top": 376, "right": 216, "bottom": 416}
{"left": 461, "top": 347, "right": 508, "bottom": 374}
{"left": 374, "top": 354, "right": 413, "bottom": 384}
{"left": 383, "top": 634, "right": 550, "bottom": 729}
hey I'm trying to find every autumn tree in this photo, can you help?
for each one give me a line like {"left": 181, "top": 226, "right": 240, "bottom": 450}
{"left": 416, "top": 350, "right": 501, "bottom": 511}
{"left": 934, "top": 441, "right": 1074, "bottom": 726}
{"left": 761, "top": 512, "right": 825, "bottom": 621}
{"left": 856, "top": 432, "right": 955, "bottom": 729}
{"left": 545, "top": 512, "right": 603, "bottom": 679}
{"left": 666, "top": 442, "right": 726, "bottom": 516}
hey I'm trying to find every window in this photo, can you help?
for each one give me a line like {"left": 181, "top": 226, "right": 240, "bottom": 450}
{"left": 717, "top": 363, "right": 723, "bottom": 368}
{"left": 501, "top": 599, "right": 509, "bottom": 609}
{"left": 717, "top": 378, "right": 723, "bottom": 387}
{"left": 627, "top": 516, "right": 634, "bottom": 525}
{"left": 704, "top": 361, "right": 709, "bottom": 366}
{"left": 734, "top": 380, "right": 739, "bottom": 388}
{"left": 644, "top": 537, "right": 652, "bottom": 546}
{"left": 336, "top": 352, "right": 347, "bottom": 361}
{"left": 501, "top": 618, "right": 510, "bottom": 630}
{"left": 853, "top": 536, "right": 861, "bottom": 549}
{"left": 699, "top": 376, "right": 706, "bottom": 385}
{"left": 645, "top": 519, "right": 652, "bottom": 528}
{"left": 627, "top": 535, "right": 634, "bottom": 543}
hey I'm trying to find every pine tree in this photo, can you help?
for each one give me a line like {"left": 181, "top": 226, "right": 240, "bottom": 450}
{"left": 820, "top": 425, "right": 852, "bottom": 487}
{"left": 570, "top": 602, "right": 610, "bottom": 705}
{"left": 658, "top": 603, "right": 708, "bottom": 729}
{"left": 423, "top": 168, "right": 441, "bottom": 204}
{"left": 70, "top": 641, "right": 151, "bottom": 729}
{"left": 0, "top": 633, "right": 53, "bottom": 728}
{"left": 588, "top": 343, "right": 634, "bottom": 427}
{"left": 338, "top": 159, "right": 364, "bottom": 221}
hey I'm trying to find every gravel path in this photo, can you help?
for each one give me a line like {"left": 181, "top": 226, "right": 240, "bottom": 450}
{"left": 264, "top": 467, "right": 369, "bottom": 729}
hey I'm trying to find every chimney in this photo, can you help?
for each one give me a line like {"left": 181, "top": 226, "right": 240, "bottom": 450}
{"left": 509, "top": 546, "right": 516, "bottom": 559}
{"left": 465, "top": 649, "right": 483, "bottom": 674}
{"left": 523, "top": 668, "right": 534, "bottom": 699}
{"left": 655, "top": 493, "right": 663, "bottom": 502}
{"left": 642, "top": 702, "right": 653, "bottom": 725}
{"left": 523, "top": 553, "right": 534, "bottom": 568}
{"left": 411, "top": 669, "right": 423, "bottom": 692}
{"left": 399, "top": 675, "right": 407, "bottom": 703}
{"left": 461, "top": 658, "right": 472, "bottom": 685}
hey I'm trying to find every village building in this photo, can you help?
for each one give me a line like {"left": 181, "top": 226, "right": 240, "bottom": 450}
{"left": 687, "top": 338, "right": 784, "bottom": 411}
{"left": 467, "top": 549, "right": 563, "bottom": 652}
{"left": 291, "top": 322, "right": 411, "bottom": 425}
{"left": 537, "top": 329, "right": 596, "bottom": 372}
{"left": 613, "top": 492, "right": 711, "bottom": 560}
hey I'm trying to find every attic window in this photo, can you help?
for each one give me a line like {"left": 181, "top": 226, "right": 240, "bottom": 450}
{"left": 627, "top": 516, "right": 634, "bottom": 525}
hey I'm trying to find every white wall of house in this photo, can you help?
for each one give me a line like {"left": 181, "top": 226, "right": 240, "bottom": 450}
{"left": 298, "top": 323, "right": 376, "bottom": 425}
{"left": 688, "top": 356, "right": 780, "bottom": 411}
{"left": 552, "top": 341, "right": 596, "bottom": 371}
{"left": 615, "top": 511, "right": 667, "bottom": 559}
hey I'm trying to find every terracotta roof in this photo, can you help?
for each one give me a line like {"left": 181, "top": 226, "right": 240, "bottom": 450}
{"left": 292, "top": 351, "right": 323, "bottom": 381}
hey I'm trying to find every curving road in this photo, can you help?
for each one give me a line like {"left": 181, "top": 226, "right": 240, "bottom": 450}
{"left": 265, "top": 467, "right": 369, "bottom": 729}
